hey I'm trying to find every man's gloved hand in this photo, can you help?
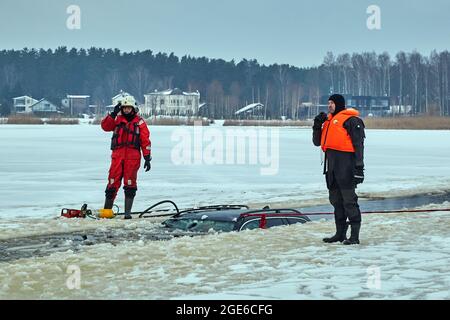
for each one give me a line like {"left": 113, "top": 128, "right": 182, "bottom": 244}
{"left": 313, "top": 112, "right": 328, "bottom": 129}
{"left": 354, "top": 166, "right": 364, "bottom": 185}
{"left": 144, "top": 155, "right": 152, "bottom": 172}
{"left": 110, "top": 102, "right": 122, "bottom": 118}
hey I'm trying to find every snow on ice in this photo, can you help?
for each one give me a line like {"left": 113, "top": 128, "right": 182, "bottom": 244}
{"left": 0, "top": 125, "right": 449, "bottom": 299}
{"left": 0, "top": 207, "right": 449, "bottom": 299}
{"left": 1, "top": 125, "right": 450, "bottom": 219}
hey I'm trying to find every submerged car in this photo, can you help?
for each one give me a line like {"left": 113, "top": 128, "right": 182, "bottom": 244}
{"left": 2, "top": 204, "right": 311, "bottom": 263}
{"left": 160, "top": 205, "right": 311, "bottom": 233}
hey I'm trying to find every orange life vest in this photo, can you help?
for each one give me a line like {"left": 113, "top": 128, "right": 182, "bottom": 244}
{"left": 320, "top": 108, "right": 360, "bottom": 153}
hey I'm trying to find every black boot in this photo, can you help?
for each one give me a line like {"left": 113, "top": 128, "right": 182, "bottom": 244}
{"left": 343, "top": 223, "right": 360, "bottom": 245}
{"left": 104, "top": 197, "right": 114, "bottom": 210}
{"left": 323, "top": 223, "right": 348, "bottom": 243}
{"left": 124, "top": 197, "right": 134, "bottom": 220}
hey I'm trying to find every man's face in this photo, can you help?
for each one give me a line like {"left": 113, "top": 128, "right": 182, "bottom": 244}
{"left": 328, "top": 100, "right": 336, "bottom": 114}
{"left": 122, "top": 106, "right": 133, "bottom": 114}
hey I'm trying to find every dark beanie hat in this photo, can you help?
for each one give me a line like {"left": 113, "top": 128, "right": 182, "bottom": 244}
{"left": 328, "top": 94, "right": 346, "bottom": 115}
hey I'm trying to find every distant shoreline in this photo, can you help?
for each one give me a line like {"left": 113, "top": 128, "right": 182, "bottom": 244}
{"left": 1, "top": 116, "right": 450, "bottom": 130}
{"left": 223, "top": 117, "right": 450, "bottom": 130}
{"left": 363, "top": 116, "right": 450, "bottom": 130}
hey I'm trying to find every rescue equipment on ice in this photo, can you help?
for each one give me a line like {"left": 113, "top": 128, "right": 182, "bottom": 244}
{"left": 60, "top": 200, "right": 180, "bottom": 220}
{"left": 95, "top": 208, "right": 115, "bottom": 219}
{"left": 61, "top": 204, "right": 89, "bottom": 218}
{"left": 60, "top": 201, "right": 450, "bottom": 220}
{"left": 61, "top": 204, "right": 119, "bottom": 219}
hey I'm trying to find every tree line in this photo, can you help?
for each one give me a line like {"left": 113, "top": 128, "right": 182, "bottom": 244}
{"left": 0, "top": 47, "right": 449, "bottom": 117}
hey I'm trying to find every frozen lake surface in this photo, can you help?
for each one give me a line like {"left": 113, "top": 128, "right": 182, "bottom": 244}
{"left": 1, "top": 124, "right": 449, "bottom": 299}
{"left": 1, "top": 124, "right": 450, "bottom": 219}
{"left": 0, "top": 202, "right": 449, "bottom": 300}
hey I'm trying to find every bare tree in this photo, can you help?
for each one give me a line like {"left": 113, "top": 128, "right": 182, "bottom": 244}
{"left": 361, "top": 52, "right": 378, "bottom": 95}
{"left": 129, "top": 65, "right": 152, "bottom": 98}
{"left": 206, "top": 80, "right": 224, "bottom": 118}
{"left": 276, "top": 65, "right": 288, "bottom": 118}
{"left": 229, "top": 81, "right": 241, "bottom": 117}
{"left": 430, "top": 51, "right": 441, "bottom": 115}
{"left": 409, "top": 51, "right": 423, "bottom": 114}
{"left": 351, "top": 53, "right": 364, "bottom": 95}
{"left": 440, "top": 51, "right": 450, "bottom": 116}
{"left": 396, "top": 52, "right": 407, "bottom": 115}
{"left": 378, "top": 52, "right": 391, "bottom": 97}
{"left": 336, "top": 54, "right": 351, "bottom": 94}
{"left": 323, "top": 52, "right": 335, "bottom": 93}
{"left": 423, "top": 57, "right": 430, "bottom": 114}
{"left": 163, "top": 76, "right": 174, "bottom": 90}
{"left": 105, "top": 69, "right": 120, "bottom": 98}
{"left": 3, "top": 64, "right": 20, "bottom": 91}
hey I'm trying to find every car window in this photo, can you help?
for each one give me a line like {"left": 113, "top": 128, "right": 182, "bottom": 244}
{"left": 266, "top": 218, "right": 286, "bottom": 228}
{"left": 286, "top": 217, "right": 308, "bottom": 225}
{"left": 239, "top": 219, "right": 260, "bottom": 231}
{"left": 240, "top": 217, "right": 287, "bottom": 230}
{"left": 163, "top": 218, "right": 235, "bottom": 232}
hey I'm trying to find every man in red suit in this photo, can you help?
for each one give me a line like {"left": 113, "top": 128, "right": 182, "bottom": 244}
{"left": 101, "top": 95, "right": 152, "bottom": 219}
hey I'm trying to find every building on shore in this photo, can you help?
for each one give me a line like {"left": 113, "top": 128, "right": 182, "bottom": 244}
{"left": 103, "top": 91, "right": 144, "bottom": 115}
{"left": 234, "top": 103, "right": 265, "bottom": 119}
{"left": 30, "top": 99, "right": 59, "bottom": 115}
{"left": 111, "top": 91, "right": 134, "bottom": 106}
{"left": 144, "top": 88, "right": 200, "bottom": 116}
{"left": 62, "top": 95, "right": 91, "bottom": 115}
{"left": 13, "top": 96, "right": 39, "bottom": 113}
{"left": 346, "top": 96, "right": 390, "bottom": 117}
{"left": 299, "top": 95, "right": 391, "bottom": 119}
{"left": 13, "top": 96, "right": 59, "bottom": 115}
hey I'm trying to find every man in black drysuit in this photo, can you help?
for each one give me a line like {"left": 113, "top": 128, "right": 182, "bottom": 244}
{"left": 312, "top": 94, "right": 366, "bottom": 245}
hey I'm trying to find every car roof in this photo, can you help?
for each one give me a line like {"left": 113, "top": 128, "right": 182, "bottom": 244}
{"left": 169, "top": 208, "right": 305, "bottom": 222}
{"left": 173, "top": 209, "right": 246, "bottom": 222}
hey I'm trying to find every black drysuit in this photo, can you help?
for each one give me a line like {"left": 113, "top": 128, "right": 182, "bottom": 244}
{"left": 313, "top": 115, "right": 366, "bottom": 225}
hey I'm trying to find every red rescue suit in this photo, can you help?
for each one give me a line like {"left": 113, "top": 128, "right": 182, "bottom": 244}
{"left": 101, "top": 113, "right": 151, "bottom": 200}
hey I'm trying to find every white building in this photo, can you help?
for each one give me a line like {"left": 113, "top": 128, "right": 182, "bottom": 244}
{"left": 112, "top": 91, "right": 133, "bottom": 106}
{"left": 389, "top": 105, "right": 413, "bottom": 115}
{"left": 144, "top": 88, "right": 200, "bottom": 116}
{"left": 30, "top": 99, "right": 58, "bottom": 113}
{"left": 235, "top": 103, "right": 265, "bottom": 119}
{"left": 106, "top": 90, "right": 146, "bottom": 115}
{"left": 13, "top": 96, "right": 39, "bottom": 113}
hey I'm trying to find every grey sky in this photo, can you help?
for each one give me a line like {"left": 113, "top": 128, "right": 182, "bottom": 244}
{"left": 1, "top": 0, "right": 449, "bottom": 67}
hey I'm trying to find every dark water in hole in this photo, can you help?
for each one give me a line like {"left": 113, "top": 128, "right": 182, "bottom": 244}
{"left": 301, "top": 192, "right": 450, "bottom": 220}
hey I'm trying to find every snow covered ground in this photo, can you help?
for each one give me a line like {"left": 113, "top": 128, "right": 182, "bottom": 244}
{"left": 1, "top": 124, "right": 450, "bottom": 299}
{"left": 0, "top": 203, "right": 449, "bottom": 299}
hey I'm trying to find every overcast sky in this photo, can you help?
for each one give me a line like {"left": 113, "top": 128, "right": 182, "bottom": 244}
{"left": 1, "top": 0, "right": 449, "bottom": 67}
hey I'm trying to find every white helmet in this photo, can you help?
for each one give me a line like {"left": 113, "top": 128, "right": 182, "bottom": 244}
{"left": 120, "top": 95, "right": 137, "bottom": 108}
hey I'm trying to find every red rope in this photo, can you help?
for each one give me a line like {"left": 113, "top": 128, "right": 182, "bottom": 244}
{"left": 304, "top": 208, "right": 450, "bottom": 216}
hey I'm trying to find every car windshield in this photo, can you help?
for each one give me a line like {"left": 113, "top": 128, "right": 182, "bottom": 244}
{"left": 163, "top": 217, "right": 236, "bottom": 232}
